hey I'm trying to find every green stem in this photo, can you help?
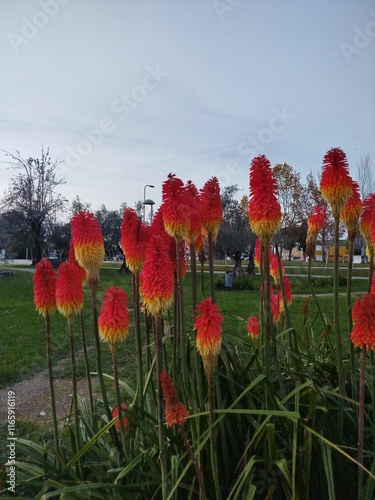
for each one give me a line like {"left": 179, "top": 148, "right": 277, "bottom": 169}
{"left": 176, "top": 238, "right": 188, "bottom": 388}
{"left": 145, "top": 311, "right": 152, "bottom": 373}
{"left": 45, "top": 313, "right": 60, "bottom": 460}
{"left": 112, "top": 346, "right": 125, "bottom": 456}
{"left": 207, "top": 233, "right": 216, "bottom": 303}
{"left": 189, "top": 242, "right": 198, "bottom": 314}
{"left": 155, "top": 316, "right": 167, "bottom": 499}
{"left": 346, "top": 238, "right": 357, "bottom": 401}
{"left": 68, "top": 316, "right": 82, "bottom": 477}
{"left": 307, "top": 257, "right": 330, "bottom": 338}
{"left": 172, "top": 278, "right": 179, "bottom": 380}
{"left": 79, "top": 309, "right": 95, "bottom": 425}
{"left": 208, "top": 369, "right": 221, "bottom": 499}
{"left": 261, "top": 241, "right": 274, "bottom": 395}
{"left": 180, "top": 425, "right": 207, "bottom": 499}
{"left": 333, "top": 216, "right": 345, "bottom": 438}
{"left": 358, "top": 346, "right": 366, "bottom": 500}
{"left": 200, "top": 253, "right": 206, "bottom": 298}
{"left": 133, "top": 272, "right": 143, "bottom": 408}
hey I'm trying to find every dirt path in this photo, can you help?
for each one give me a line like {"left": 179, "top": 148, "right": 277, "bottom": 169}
{"left": 0, "top": 369, "right": 97, "bottom": 427}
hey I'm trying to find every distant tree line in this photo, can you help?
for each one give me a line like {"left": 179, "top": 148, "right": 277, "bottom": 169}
{"left": 0, "top": 149, "right": 373, "bottom": 267}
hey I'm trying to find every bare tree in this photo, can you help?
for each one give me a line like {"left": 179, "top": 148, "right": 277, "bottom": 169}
{"left": 1, "top": 148, "right": 67, "bottom": 264}
{"left": 357, "top": 153, "right": 374, "bottom": 200}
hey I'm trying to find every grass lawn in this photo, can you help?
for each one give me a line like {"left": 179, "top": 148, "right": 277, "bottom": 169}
{"left": 0, "top": 261, "right": 369, "bottom": 389}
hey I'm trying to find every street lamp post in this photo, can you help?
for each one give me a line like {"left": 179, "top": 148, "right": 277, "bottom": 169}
{"left": 143, "top": 199, "right": 155, "bottom": 223}
{"left": 143, "top": 184, "right": 155, "bottom": 222}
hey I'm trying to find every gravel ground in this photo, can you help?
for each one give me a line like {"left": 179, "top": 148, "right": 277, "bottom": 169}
{"left": 0, "top": 370, "right": 97, "bottom": 426}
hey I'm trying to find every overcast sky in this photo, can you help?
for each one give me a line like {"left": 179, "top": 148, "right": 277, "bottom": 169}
{"left": 1, "top": 0, "right": 374, "bottom": 217}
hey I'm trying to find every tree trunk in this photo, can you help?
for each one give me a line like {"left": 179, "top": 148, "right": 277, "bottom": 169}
{"left": 234, "top": 257, "right": 243, "bottom": 277}
{"left": 31, "top": 222, "right": 43, "bottom": 265}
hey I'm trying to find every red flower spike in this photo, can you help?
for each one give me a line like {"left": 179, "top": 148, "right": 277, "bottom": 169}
{"left": 33, "top": 258, "right": 56, "bottom": 317}
{"left": 306, "top": 205, "right": 328, "bottom": 259}
{"left": 270, "top": 253, "right": 284, "bottom": 285}
{"left": 112, "top": 403, "right": 128, "bottom": 431}
{"left": 340, "top": 180, "right": 362, "bottom": 240}
{"left": 160, "top": 371, "right": 190, "bottom": 427}
{"left": 282, "top": 274, "right": 293, "bottom": 307}
{"left": 70, "top": 211, "right": 104, "bottom": 283}
{"left": 271, "top": 290, "right": 281, "bottom": 324}
{"left": 350, "top": 293, "right": 375, "bottom": 351}
{"left": 162, "top": 173, "right": 191, "bottom": 240}
{"left": 149, "top": 209, "right": 175, "bottom": 246}
{"left": 56, "top": 262, "right": 84, "bottom": 318}
{"left": 301, "top": 298, "right": 309, "bottom": 315}
{"left": 98, "top": 286, "right": 129, "bottom": 346}
{"left": 185, "top": 180, "right": 202, "bottom": 243}
{"left": 200, "top": 177, "right": 223, "bottom": 240}
{"left": 194, "top": 297, "right": 224, "bottom": 375}
{"left": 247, "top": 315, "right": 260, "bottom": 339}
{"left": 139, "top": 234, "right": 175, "bottom": 317}
{"left": 249, "top": 155, "right": 281, "bottom": 243}
{"left": 359, "top": 194, "right": 375, "bottom": 250}
{"left": 120, "top": 208, "right": 148, "bottom": 274}
{"left": 320, "top": 148, "right": 353, "bottom": 218}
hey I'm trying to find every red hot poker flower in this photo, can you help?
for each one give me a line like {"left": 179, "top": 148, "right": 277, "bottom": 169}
{"left": 270, "top": 252, "right": 284, "bottom": 285}
{"left": 98, "top": 286, "right": 129, "bottom": 347}
{"left": 278, "top": 275, "right": 293, "bottom": 313}
{"left": 112, "top": 403, "right": 128, "bottom": 431}
{"left": 185, "top": 180, "right": 202, "bottom": 243}
{"left": 200, "top": 177, "right": 223, "bottom": 240}
{"left": 249, "top": 155, "right": 281, "bottom": 244}
{"left": 301, "top": 298, "right": 309, "bottom": 315}
{"left": 149, "top": 208, "right": 174, "bottom": 245}
{"left": 120, "top": 208, "right": 148, "bottom": 274}
{"left": 194, "top": 297, "right": 224, "bottom": 376}
{"left": 70, "top": 211, "right": 104, "bottom": 283}
{"left": 306, "top": 205, "right": 328, "bottom": 259}
{"left": 162, "top": 173, "right": 191, "bottom": 240}
{"left": 271, "top": 290, "right": 281, "bottom": 324}
{"left": 247, "top": 315, "right": 260, "bottom": 340}
{"left": 350, "top": 293, "right": 375, "bottom": 351}
{"left": 320, "top": 147, "right": 353, "bottom": 218}
{"left": 139, "top": 234, "right": 175, "bottom": 317}
{"left": 56, "top": 262, "right": 84, "bottom": 318}
{"left": 340, "top": 180, "right": 362, "bottom": 240}
{"left": 33, "top": 258, "right": 56, "bottom": 317}
{"left": 160, "top": 371, "right": 190, "bottom": 427}
{"left": 359, "top": 194, "right": 375, "bottom": 252}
